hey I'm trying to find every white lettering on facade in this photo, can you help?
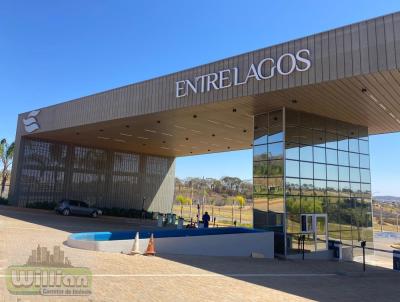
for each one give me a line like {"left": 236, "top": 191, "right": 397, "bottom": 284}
{"left": 175, "top": 49, "right": 311, "bottom": 98}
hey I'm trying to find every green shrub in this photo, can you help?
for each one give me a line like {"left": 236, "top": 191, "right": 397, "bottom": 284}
{"left": 26, "top": 201, "right": 57, "bottom": 210}
{"left": 99, "top": 207, "right": 154, "bottom": 219}
{"left": 0, "top": 197, "right": 9, "bottom": 205}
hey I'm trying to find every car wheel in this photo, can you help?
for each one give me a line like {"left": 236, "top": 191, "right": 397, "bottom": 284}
{"left": 91, "top": 211, "right": 98, "bottom": 218}
{"left": 62, "top": 208, "right": 70, "bottom": 216}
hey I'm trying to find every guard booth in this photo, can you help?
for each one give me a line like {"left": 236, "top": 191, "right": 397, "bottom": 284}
{"left": 301, "top": 214, "right": 328, "bottom": 251}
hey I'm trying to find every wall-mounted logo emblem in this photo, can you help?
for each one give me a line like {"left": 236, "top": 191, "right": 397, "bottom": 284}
{"left": 22, "top": 110, "right": 40, "bottom": 133}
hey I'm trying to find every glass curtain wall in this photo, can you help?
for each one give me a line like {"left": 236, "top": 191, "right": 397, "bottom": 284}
{"left": 253, "top": 108, "right": 373, "bottom": 256}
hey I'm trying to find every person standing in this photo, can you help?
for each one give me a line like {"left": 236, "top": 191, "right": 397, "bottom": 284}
{"left": 202, "top": 211, "right": 211, "bottom": 228}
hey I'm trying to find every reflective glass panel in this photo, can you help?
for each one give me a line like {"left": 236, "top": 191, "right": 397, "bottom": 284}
{"left": 301, "top": 178, "right": 314, "bottom": 196}
{"left": 325, "top": 132, "right": 338, "bottom": 149}
{"left": 338, "top": 151, "right": 349, "bottom": 166}
{"left": 360, "top": 169, "right": 371, "bottom": 183}
{"left": 286, "top": 127, "right": 299, "bottom": 143}
{"left": 327, "top": 165, "right": 338, "bottom": 180}
{"left": 268, "top": 127, "right": 284, "bottom": 143}
{"left": 350, "top": 168, "right": 360, "bottom": 182}
{"left": 351, "top": 182, "right": 361, "bottom": 196}
{"left": 327, "top": 181, "right": 339, "bottom": 196}
{"left": 253, "top": 178, "right": 268, "bottom": 194}
{"left": 300, "top": 162, "right": 313, "bottom": 179}
{"left": 286, "top": 196, "right": 301, "bottom": 213}
{"left": 268, "top": 160, "right": 284, "bottom": 177}
{"left": 339, "top": 166, "right": 350, "bottom": 181}
{"left": 300, "top": 127, "right": 313, "bottom": 145}
{"left": 314, "top": 147, "right": 326, "bottom": 163}
{"left": 349, "top": 138, "right": 359, "bottom": 153}
{"left": 286, "top": 160, "right": 300, "bottom": 178}
{"left": 326, "top": 149, "right": 338, "bottom": 165}
{"left": 338, "top": 136, "right": 349, "bottom": 151}
{"left": 313, "top": 130, "right": 325, "bottom": 147}
{"left": 314, "top": 180, "right": 326, "bottom": 196}
{"left": 349, "top": 153, "right": 359, "bottom": 167}
{"left": 286, "top": 143, "right": 299, "bottom": 160}
{"left": 268, "top": 178, "right": 283, "bottom": 195}
{"left": 359, "top": 139, "right": 369, "bottom": 154}
{"left": 253, "top": 144, "right": 268, "bottom": 161}
{"left": 300, "top": 145, "right": 313, "bottom": 161}
{"left": 254, "top": 114, "right": 268, "bottom": 145}
{"left": 301, "top": 196, "right": 314, "bottom": 213}
{"left": 268, "top": 142, "right": 283, "bottom": 160}
{"left": 360, "top": 154, "right": 369, "bottom": 169}
{"left": 253, "top": 161, "right": 268, "bottom": 177}
{"left": 286, "top": 178, "right": 300, "bottom": 196}
{"left": 314, "top": 163, "right": 326, "bottom": 180}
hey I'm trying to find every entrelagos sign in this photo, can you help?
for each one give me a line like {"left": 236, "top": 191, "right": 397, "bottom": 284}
{"left": 176, "top": 49, "right": 311, "bottom": 98}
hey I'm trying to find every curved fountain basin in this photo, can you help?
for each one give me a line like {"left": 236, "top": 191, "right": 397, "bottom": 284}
{"left": 67, "top": 227, "right": 274, "bottom": 258}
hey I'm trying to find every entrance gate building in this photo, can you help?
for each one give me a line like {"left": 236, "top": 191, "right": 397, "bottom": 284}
{"left": 10, "top": 12, "right": 400, "bottom": 256}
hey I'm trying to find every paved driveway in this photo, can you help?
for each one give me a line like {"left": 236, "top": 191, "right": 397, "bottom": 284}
{"left": 1, "top": 206, "right": 400, "bottom": 302}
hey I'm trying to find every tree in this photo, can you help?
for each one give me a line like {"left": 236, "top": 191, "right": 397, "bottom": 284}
{"left": 0, "top": 139, "right": 15, "bottom": 197}
{"left": 235, "top": 195, "right": 246, "bottom": 224}
{"left": 185, "top": 196, "right": 193, "bottom": 218}
{"left": 176, "top": 195, "right": 187, "bottom": 217}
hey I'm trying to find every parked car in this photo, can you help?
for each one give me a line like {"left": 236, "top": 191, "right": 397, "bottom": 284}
{"left": 55, "top": 199, "right": 102, "bottom": 218}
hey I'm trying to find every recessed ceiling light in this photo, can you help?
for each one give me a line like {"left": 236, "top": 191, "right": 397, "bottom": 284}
{"left": 161, "top": 132, "right": 173, "bottom": 137}
{"left": 227, "top": 146, "right": 231, "bottom": 149}
{"left": 114, "top": 139, "right": 126, "bottom": 143}
{"left": 361, "top": 88, "right": 367, "bottom": 93}
{"left": 185, "top": 137, "right": 189, "bottom": 141}
{"left": 157, "top": 120, "right": 161, "bottom": 123}
{"left": 291, "top": 99, "right": 298, "bottom": 104}
{"left": 232, "top": 108, "right": 237, "bottom": 112}
{"left": 76, "top": 132, "right": 80, "bottom": 135}
{"left": 208, "top": 149, "right": 211, "bottom": 151}
{"left": 162, "top": 141, "right": 166, "bottom": 143}
{"left": 193, "top": 114, "right": 197, "bottom": 118}
{"left": 126, "top": 125, "right": 130, "bottom": 128}
{"left": 142, "top": 143, "right": 146, "bottom": 146}
{"left": 212, "top": 134, "right": 215, "bottom": 137}
{"left": 190, "top": 151, "right": 193, "bottom": 154}
{"left": 99, "top": 129, "right": 104, "bottom": 132}
{"left": 120, "top": 132, "right": 132, "bottom": 137}
{"left": 207, "top": 119, "right": 219, "bottom": 124}
{"left": 243, "top": 129, "right": 247, "bottom": 133}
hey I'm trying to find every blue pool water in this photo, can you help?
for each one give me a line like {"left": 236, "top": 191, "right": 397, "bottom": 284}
{"left": 70, "top": 227, "right": 263, "bottom": 241}
{"left": 375, "top": 232, "right": 400, "bottom": 240}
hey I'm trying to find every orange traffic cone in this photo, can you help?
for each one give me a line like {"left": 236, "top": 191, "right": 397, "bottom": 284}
{"left": 144, "top": 233, "right": 156, "bottom": 256}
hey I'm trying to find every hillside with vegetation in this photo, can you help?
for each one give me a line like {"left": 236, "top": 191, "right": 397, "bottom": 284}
{"left": 173, "top": 176, "right": 253, "bottom": 227}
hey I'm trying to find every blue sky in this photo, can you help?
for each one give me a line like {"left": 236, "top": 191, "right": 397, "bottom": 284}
{"left": 1, "top": 1, "right": 400, "bottom": 195}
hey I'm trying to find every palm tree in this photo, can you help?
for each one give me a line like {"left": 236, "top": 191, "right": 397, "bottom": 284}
{"left": 176, "top": 195, "right": 187, "bottom": 218}
{"left": 0, "top": 139, "right": 15, "bottom": 197}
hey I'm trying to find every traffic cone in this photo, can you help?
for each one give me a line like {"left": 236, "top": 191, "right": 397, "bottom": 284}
{"left": 144, "top": 233, "right": 156, "bottom": 256}
{"left": 130, "top": 232, "right": 141, "bottom": 255}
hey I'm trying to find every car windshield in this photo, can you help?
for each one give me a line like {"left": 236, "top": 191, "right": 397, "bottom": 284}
{"left": 80, "top": 202, "right": 89, "bottom": 208}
